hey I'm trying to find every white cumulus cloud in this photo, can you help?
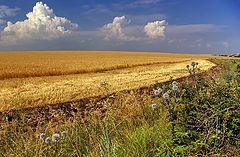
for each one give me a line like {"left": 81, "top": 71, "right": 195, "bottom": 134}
{"left": 144, "top": 20, "right": 167, "bottom": 39}
{"left": 1, "top": 2, "right": 78, "bottom": 42}
{"left": 102, "top": 16, "right": 137, "bottom": 41}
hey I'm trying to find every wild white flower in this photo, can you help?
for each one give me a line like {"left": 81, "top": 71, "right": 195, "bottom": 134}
{"left": 167, "top": 90, "right": 172, "bottom": 94}
{"left": 153, "top": 88, "right": 162, "bottom": 96}
{"left": 172, "top": 85, "right": 179, "bottom": 91}
{"left": 52, "top": 133, "right": 60, "bottom": 143}
{"left": 157, "top": 87, "right": 163, "bottom": 92}
{"left": 153, "top": 89, "right": 160, "bottom": 96}
{"left": 39, "top": 133, "right": 46, "bottom": 140}
{"left": 163, "top": 93, "right": 170, "bottom": 99}
{"left": 150, "top": 103, "right": 159, "bottom": 110}
{"left": 61, "top": 131, "right": 68, "bottom": 139}
{"left": 45, "top": 137, "right": 51, "bottom": 144}
{"left": 172, "top": 81, "right": 179, "bottom": 86}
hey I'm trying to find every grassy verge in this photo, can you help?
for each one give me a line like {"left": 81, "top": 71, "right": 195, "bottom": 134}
{"left": 0, "top": 59, "right": 239, "bottom": 157}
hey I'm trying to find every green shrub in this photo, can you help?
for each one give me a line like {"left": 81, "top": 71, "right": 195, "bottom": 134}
{"left": 162, "top": 60, "right": 240, "bottom": 156}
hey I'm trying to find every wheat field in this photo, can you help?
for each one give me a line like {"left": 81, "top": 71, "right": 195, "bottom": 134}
{"left": 0, "top": 51, "right": 214, "bottom": 79}
{"left": 0, "top": 51, "right": 216, "bottom": 111}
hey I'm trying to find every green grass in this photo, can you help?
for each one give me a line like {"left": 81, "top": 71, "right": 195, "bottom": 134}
{"left": 1, "top": 99, "right": 170, "bottom": 157}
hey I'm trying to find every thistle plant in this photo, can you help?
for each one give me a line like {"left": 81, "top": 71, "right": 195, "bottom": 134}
{"left": 153, "top": 87, "right": 162, "bottom": 96}
{"left": 45, "top": 137, "right": 51, "bottom": 144}
{"left": 152, "top": 80, "right": 183, "bottom": 143}
{"left": 162, "top": 92, "right": 170, "bottom": 100}
{"left": 186, "top": 61, "right": 199, "bottom": 75}
{"left": 38, "top": 131, "right": 68, "bottom": 146}
{"left": 149, "top": 103, "right": 159, "bottom": 110}
{"left": 39, "top": 133, "right": 46, "bottom": 141}
{"left": 52, "top": 133, "right": 60, "bottom": 143}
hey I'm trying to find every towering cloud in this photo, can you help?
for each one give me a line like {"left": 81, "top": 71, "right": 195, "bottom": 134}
{"left": 2, "top": 2, "right": 78, "bottom": 41}
{"left": 102, "top": 16, "right": 137, "bottom": 41}
{"left": 144, "top": 20, "right": 167, "bottom": 39}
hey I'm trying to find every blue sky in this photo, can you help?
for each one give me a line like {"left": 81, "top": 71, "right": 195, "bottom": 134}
{"left": 0, "top": 0, "right": 239, "bottom": 53}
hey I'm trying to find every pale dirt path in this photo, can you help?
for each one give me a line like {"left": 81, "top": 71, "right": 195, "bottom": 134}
{"left": 0, "top": 59, "right": 215, "bottom": 111}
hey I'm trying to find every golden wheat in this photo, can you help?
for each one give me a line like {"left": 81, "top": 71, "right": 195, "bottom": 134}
{"left": 0, "top": 51, "right": 216, "bottom": 111}
{"left": 0, "top": 51, "right": 214, "bottom": 79}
